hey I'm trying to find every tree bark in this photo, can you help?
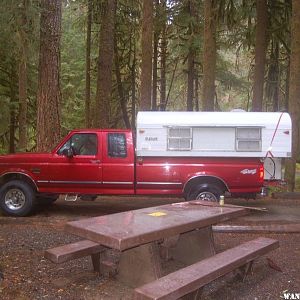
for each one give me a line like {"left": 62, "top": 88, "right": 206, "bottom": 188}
{"left": 114, "top": 38, "right": 131, "bottom": 128}
{"left": 18, "top": 0, "right": 28, "bottom": 152}
{"left": 131, "top": 42, "right": 137, "bottom": 130}
{"left": 9, "top": 64, "right": 17, "bottom": 154}
{"left": 285, "top": 0, "right": 300, "bottom": 191}
{"left": 94, "top": 0, "right": 117, "bottom": 128}
{"left": 187, "top": 52, "right": 194, "bottom": 111}
{"left": 195, "top": 71, "right": 200, "bottom": 111}
{"left": 37, "top": 0, "right": 62, "bottom": 152}
{"left": 187, "top": 0, "right": 196, "bottom": 111}
{"left": 152, "top": 28, "right": 158, "bottom": 111}
{"left": 202, "top": 0, "right": 217, "bottom": 111}
{"left": 85, "top": 0, "right": 92, "bottom": 128}
{"left": 285, "top": 57, "right": 290, "bottom": 111}
{"left": 252, "top": 0, "right": 268, "bottom": 112}
{"left": 160, "top": 0, "right": 167, "bottom": 111}
{"left": 272, "top": 42, "right": 279, "bottom": 112}
{"left": 140, "top": 0, "right": 153, "bottom": 110}
{"left": 18, "top": 57, "right": 27, "bottom": 152}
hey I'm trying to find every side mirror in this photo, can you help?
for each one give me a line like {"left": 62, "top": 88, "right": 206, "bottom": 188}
{"left": 62, "top": 147, "right": 74, "bottom": 158}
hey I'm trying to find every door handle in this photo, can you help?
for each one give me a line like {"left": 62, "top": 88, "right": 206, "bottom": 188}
{"left": 90, "top": 159, "right": 100, "bottom": 164}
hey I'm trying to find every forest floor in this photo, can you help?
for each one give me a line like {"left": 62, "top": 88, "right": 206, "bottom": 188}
{"left": 0, "top": 196, "right": 299, "bottom": 300}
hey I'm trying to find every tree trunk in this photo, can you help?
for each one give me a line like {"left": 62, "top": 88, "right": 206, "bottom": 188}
{"left": 18, "top": 56, "right": 27, "bottom": 152}
{"left": 85, "top": 0, "right": 92, "bottom": 128}
{"left": 160, "top": 0, "right": 167, "bottom": 111}
{"left": 195, "top": 72, "right": 200, "bottom": 111}
{"left": 114, "top": 38, "right": 131, "bottom": 128}
{"left": 187, "top": 0, "right": 196, "bottom": 111}
{"left": 202, "top": 0, "right": 217, "bottom": 111}
{"left": 9, "top": 108, "right": 16, "bottom": 154}
{"left": 285, "top": 57, "right": 290, "bottom": 111}
{"left": 187, "top": 52, "right": 194, "bottom": 111}
{"left": 272, "top": 42, "right": 279, "bottom": 112}
{"left": 252, "top": 0, "right": 268, "bottom": 112}
{"left": 18, "top": 0, "right": 28, "bottom": 152}
{"left": 37, "top": 0, "right": 62, "bottom": 152}
{"left": 131, "top": 42, "right": 137, "bottom": 130}
{"left": 94, "top": 0, "right": 117, "bottom": 128}
{"left": 140, "top": 0, "right": 153, "bottom": 110}
{"left": 9, "top": 64, "right": 17, "bottom": 154}
{"left": 152, "top": 29, "right": 158, "bottom": 111}
{"left": 165, "top": 60, "right": 178, "bottom": 109}
{"left": 285, "top": 0, "right": 300, "bottom": 191}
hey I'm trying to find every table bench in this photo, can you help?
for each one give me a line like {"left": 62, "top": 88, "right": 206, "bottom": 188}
{"left": 134, "top": 237, "right": 279, "bottom": 300}
{"left": 44, "top": 239, "right": 104, "bottom": 272}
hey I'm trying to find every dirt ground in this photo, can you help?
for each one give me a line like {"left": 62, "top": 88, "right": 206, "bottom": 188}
{"left": 0, "top": 196, "right": 299, "bottom": 300}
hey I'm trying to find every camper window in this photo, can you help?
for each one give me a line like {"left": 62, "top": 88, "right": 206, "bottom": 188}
{"left": 167, "top": 127, "right": 192, "bottom": 150}
{"left": 236, "top": 127, "right": 261, "bottom": 151}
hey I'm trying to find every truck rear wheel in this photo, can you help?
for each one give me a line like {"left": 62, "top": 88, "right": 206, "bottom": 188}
{"left": 187, "top": 184, "right": 222, "bottom": 202}
{"left": 0, "top": 180, "right": 36, "bottom": 216}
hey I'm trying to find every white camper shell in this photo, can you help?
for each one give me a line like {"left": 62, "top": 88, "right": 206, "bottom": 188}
{"left": 136, "top": 111, "right": 292, "bottom": 180}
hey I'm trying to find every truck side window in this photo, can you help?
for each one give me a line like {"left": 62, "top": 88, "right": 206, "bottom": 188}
{"left": 58, "top": 133, "right": 98, "bottom": 156}
{"left": 108, "top": 133, "right": 127, "bottom": 158}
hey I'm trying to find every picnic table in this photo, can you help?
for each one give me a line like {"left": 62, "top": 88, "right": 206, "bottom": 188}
{"left": 63, "top": 200, "right": 248, "bottom": 287}
{"left": 45, "top": 200, "right": 279, "bottom": 299}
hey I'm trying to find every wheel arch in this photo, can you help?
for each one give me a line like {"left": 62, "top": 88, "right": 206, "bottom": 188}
{"left": 0, "top": 172, "right": 38, "bottom": 192}
{"left": 183, "top": 175, "right": 229, "bottom": 199}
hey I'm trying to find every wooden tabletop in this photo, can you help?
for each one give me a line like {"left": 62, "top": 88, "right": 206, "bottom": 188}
{"left": 65, "top": 201, "right": 247, "bottom": 251}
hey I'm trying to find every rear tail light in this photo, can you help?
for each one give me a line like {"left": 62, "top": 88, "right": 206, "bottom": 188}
{"left": 259, "top": 166, "right": 264, "bottom": 181}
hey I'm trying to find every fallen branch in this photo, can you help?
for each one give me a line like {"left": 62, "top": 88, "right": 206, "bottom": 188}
{"left": 189, "top": 200, "right": 267, "bottom": 212}
{"left": 272, "top": 192, "right": 300, "bottom": 199}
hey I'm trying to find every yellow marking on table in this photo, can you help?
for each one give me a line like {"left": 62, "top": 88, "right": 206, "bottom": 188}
{"left": 148, "top": 212, "right": 167, "bottom": 217}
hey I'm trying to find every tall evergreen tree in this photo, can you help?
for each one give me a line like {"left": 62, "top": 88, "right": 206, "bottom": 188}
{"left": 159, "top": 0, "right": 167, "bottom": 111}
{"left": 17, "top": 0, "right": 29, "bottom": 152}
{"left": 186, "top": 0, "right": 196, "bottom": 111}
{"left": 36, "top": 0, "right": 62, "bottom": 151}
{"left": 252, "top": 0, "right": 268, "bottom": 111}
{"left": 285, "top": 0, "right": 300, "bottom": 191}
{"left": 85, "top": 0, "right": 92, "bottom": 128}
{"left": 140, "top": 0, "right": 153, "bottom": 110}
{"left": 94, "top": 0, "right": 117, "bottom": 128}
{"left": 202, "top": 0, "right": 217, "bottom": 111}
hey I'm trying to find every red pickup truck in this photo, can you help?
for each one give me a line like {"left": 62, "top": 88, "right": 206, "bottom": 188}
{"left": 0, "top": 128, "right": 264, "bottom": 216}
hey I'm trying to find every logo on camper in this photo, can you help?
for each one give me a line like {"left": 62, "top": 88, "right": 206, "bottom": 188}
{"left": 145, "top": 137, "right": 158, "bottom": 141}
{"left": 240, "top": 168, "right": 257, "bottom": 175}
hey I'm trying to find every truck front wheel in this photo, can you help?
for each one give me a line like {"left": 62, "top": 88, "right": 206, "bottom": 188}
{"left": 0, "top": 180, "right": 36, "bottom": 217}
{"left": 187, "top": 184, "right": 222, "bottom": 202}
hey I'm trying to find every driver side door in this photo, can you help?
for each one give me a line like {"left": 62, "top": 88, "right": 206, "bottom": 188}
{"left": 46, "top": 132, "right": 103, "bottom": 194}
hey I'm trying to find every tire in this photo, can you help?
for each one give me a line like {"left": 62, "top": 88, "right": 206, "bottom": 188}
{"left": 0, "top": 180, "right": 36, "bottom": 216}
{"left": 187, "top": 184, "right": 223, "bottom": 202}
{"left": 36, "top": 194, "right": 58, "bottom": 206}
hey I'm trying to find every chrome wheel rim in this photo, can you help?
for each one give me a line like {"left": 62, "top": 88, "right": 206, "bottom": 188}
{"left": 4, "top": 189, "right": 26, "bottom": 210}
{"left": 196, "top": 191, "right": 218, "bottom": 202}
